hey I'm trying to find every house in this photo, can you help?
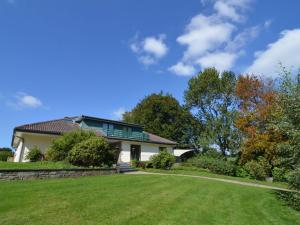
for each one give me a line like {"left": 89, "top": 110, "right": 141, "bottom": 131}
{"left": 11, "top": 115, "right": 177, "bottom": 163}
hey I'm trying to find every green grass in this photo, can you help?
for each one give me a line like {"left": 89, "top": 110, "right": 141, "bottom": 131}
{"left": 0, "top": 161, "right": 78, "bottom": 170}
{"left": 0, "top": 174, "right": 299, "bottom": 225}
{"left": 142, "top": 166, "right": 288, "bottom": 189}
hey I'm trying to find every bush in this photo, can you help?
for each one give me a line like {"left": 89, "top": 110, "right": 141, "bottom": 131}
{"left": 235, "top": 166, "right": 250, "bottom": 178}
{"left": 244, "top": 160, "right": 267, "bottom": 180}
{"left": 150, "top": 151, "right": 176, "bottom": 169}
{"left": 287, "top": 168, "right": 300, "bottom": 190}
{"left": 0, "top": 148, "right": 14, "bottom": 161}
{"left": 276, "top": 191, "right": 300, "bottom": 211}
{"left": 46, "top": 130, "right": 96, "bottom": 161}
{"left": 68, "top": 137, "right": 116, "bottom": 167}
{"left": 272, "top": 167, "right": 288, "bottom": 182}
{"left": 187, "top": 156, "right": 236, "bottom": 176}
{"left": 25, "top": 146, "right": 43, "bottom": 162}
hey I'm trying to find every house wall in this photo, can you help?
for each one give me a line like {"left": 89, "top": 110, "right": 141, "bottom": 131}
{"left": 14, "top": 132, "right": 174, "bottom": 163}
{"left": 119, "top": 141, "right": 174, "bottom": 163}
{"left": 16, "top": 134, "right": 58, "bottom": 162}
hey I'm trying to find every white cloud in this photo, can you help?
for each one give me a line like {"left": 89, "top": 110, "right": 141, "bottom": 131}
{"left": 169, "top": 0, "right": 265, "bottom": 76}
{"left": 112, "top": 107, "right": 126, "bottom": 120}
{"left": 169, "top": 62, "right": 196, "bottom": 76}
{"left": 177, "top": 14, "right": 235, "bottom": 61}
{"left": 8, "top": 93, "right": 43, "bottom": 110}
{"left": 246, "top": 29, "right": 300, "bottom": 77}
{"left": 214, "top": 1, "right": 242, "bottom": 22}
{"left": 197, "top": 52, "right": 238, "bottom": 71}
{"left": 130, "top": 34, "right": 168, "bottom": 66}
{"left": 143, "top": 35, "right": 168, "bottom": 58}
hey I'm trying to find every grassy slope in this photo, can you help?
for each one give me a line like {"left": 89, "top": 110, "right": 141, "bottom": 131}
{"left": 142, "top": 167, "right": 288, "bottom": 189}
{"left": 0, "top": 174, "right": 299, "bottom": 225}
{"left": 0, "top": 161, "right": 78, "bottom": 170}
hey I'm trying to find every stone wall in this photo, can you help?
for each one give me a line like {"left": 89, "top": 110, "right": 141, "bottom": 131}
{"left": 0, "top": 168, "right": 117, "bottom": 181}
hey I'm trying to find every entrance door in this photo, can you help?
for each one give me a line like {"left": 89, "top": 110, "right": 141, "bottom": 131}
{"left": 130, "top": 145, "right": 141, "bottom": 161}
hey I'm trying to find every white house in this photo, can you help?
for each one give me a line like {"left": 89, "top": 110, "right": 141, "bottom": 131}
{"left": 11, "top": 115, "right": 177, "bottom": 163}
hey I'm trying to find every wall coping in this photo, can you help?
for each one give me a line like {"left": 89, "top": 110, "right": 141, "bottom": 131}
{"left": 0, "top": 168, "right": 116, "bottom": 173}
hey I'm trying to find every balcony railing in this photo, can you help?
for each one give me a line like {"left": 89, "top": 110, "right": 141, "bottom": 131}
{"left": 103, "top": 129, "right": 149, "bottom": 141}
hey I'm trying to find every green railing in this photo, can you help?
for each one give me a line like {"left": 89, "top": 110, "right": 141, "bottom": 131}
{"left": 103, "top": 129, "right": 149, "bottom": 141}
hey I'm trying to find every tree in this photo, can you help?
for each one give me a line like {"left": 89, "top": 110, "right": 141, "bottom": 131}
{"left": 273, "top": 68, "right": 300, "bottom": 170}
{"left": 184, "top": 68, "right": 240, "bottom": 157}
{"left": 68, "top": 137, "right": 117, "bottom": 167}
{"left": 46, "top": 130, "right": 96, "bottom": 161}
{"left": 235, "top": 74, "right": 283, "bottom": 174}
{"left": 123, "top": 93, "right": 200, "bottom": 148}
{"left": 0, "top": 148, "right": 14, "bottom": 161}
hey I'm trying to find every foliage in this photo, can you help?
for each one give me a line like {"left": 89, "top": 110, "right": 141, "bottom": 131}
{"left": 236, "top": 75, "right": 283, "bottom": 172}
{"left": 123, "top": 92, "right": 201, "bottom": 148}
{"left": 150, "top": 151, "right": 176, "bottom": 169}
{"left": 276, "top": 191, "right": 300, "bottom": 212}
{"left": 273, "top": 68, "right": 300, "bottom": 170}
{"left": 184, "top": 68, "right": 240, "bottom": 156}
{"left": 0, "top": 148, "right": 13, "bottom": 161}
{"left": 272, "top": 167, "right": 289, "bottom": 182}
{"left": 132, "top": 161, "right": 153, "bottom": 169}
{"left": 0, "top": 161, "right": 78, "bottom": 170}
{"left": 287, "top": 168, "right": 300, "bottom": 190}
{"left": 46, "top": 130, "right": 96, "bottom": 161}
{"left": 25, "top": 146, "right": 44, "bottom": 162}
{"left": 244, "top": 160, "right": 267, "bottom": 180}
{"left": 188, "top": 155, "right": 236, "bottom": 176}
{"left": 68, "top": 137, "right": 117, "bottom": 167}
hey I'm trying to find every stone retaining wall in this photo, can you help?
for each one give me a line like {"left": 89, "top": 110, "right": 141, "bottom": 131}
{"left": 0, "top": 168, "right": 117, "bottom": 181}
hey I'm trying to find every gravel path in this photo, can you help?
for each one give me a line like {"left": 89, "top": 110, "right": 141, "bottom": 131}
{"left": 124, "top": 171, "right": 294, "bottom": 192}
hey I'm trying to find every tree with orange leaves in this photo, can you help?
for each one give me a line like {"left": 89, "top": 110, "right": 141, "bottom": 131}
{"left": 236, "top": 75, "right": 283, "bottom": 175}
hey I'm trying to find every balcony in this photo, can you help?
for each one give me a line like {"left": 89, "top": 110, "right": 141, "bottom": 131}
{"left": 103, "top": 128, "right": 150, "bottom": 141}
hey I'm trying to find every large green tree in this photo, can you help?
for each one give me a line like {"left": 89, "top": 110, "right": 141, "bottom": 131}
{"left": 274, "top": 68, "right": 300, "bottom": 170}
{"left": 184, "top": 68, "right": 240, "bottom": 156}
{"left": 123, "top": 93, "right": 200, "bottom": 148}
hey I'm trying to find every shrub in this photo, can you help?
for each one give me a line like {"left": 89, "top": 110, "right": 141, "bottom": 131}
{"left": 287, "top": 168, "right": 300, "bottom": 190}
{"left": 272, "top": 167, "right": 288, "bottom": 182}
{"left": 68, "top": 137, "right": 116, "bottom": 167}
{"left": 276, "top": 191, "right": 300, "bottom": 211}
{"left": 46, "top": 130, "right": 96, "bottom": 161}
{"left": 244, "top": 160, "right": 267, "bottom": 180}
{"left": 150, "top": 151, "right": 176, "bottom": 169}
{"left": 131, "top": 159, "right": 138, "bottom": 167}
{"left": 187, "top": 156, "right": 236, "bottom": 176}
{"left": 25, "top": 146, "right": 43, "bottom": 162}
{"left": 0, "top": 148, "right": 14, "bottom": 161}
{"left": 235, "top": 166, "right": 250, "bottom": 178}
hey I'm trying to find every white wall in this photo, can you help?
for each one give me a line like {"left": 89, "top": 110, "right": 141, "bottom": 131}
{"left": 18, "top": 133, "right": 58, "bottom": 162}
{"left": 119, "top": 141, "right": 174, "bottom": 163}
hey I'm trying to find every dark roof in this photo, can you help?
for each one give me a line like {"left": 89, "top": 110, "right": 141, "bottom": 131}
{"left": 13, "top": 116, "right": 177, "bottom": 145}
{"left": 14, "top": 117, "right": 80, "bottom": 135}
{"left": 76, "top": 115, "right": 144, "bottom": 128}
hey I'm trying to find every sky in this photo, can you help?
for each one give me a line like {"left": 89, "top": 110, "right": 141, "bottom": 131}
{"left": 1, "top": 0, "right": 300, "bottom": 148}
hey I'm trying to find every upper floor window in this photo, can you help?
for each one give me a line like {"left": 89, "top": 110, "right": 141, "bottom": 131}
{"left": 103, "top": 123, "right": 114, "bottom": 130}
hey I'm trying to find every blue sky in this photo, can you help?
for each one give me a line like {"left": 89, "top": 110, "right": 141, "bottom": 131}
{"left": 1, "top": 0, "right": 300, "bottom": 148}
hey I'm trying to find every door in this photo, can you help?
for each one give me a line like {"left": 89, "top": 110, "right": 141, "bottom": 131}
{"left": 130, "top": 145, "right": 141, "bottom": 161}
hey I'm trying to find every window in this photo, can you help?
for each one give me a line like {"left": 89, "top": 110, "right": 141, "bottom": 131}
{"left": 159, "top": 147, "right": 167, "bottom": 152}
{"left": 103, "top": 123, "right": 108, "bottom": 130}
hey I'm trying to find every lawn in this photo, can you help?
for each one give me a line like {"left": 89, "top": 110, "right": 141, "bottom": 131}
{"left": 142, "top": 166, "right": 288, "bottom": 189}
{"left": 0, "top": 174, "right": 299, "bottom": 225}
{"left": 0, "top": 161, "right": 78, "bottom": 170}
